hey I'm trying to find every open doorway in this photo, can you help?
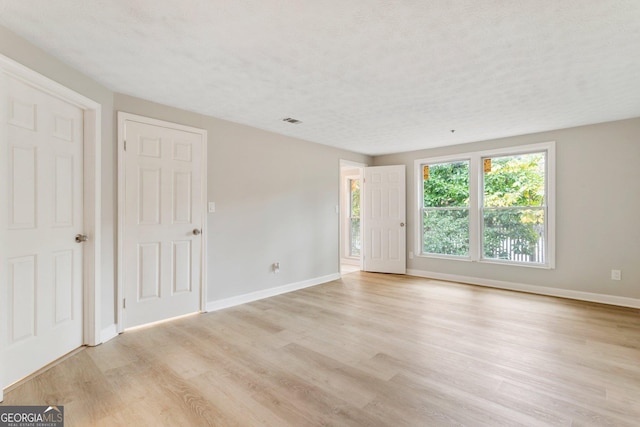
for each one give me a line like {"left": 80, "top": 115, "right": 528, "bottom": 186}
{"left": 340, "top": 160, "right": 365, "bottom": 275}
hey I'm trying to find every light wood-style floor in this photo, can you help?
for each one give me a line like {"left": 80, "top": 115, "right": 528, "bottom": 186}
{"left": 3, "top": 272, "right": 640, "bottom": 426}
{"left": 341, "top": 263, "right": 360, "bottom": 275}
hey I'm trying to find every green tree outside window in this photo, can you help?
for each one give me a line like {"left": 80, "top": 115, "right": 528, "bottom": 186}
{"left": 422, "top": 152, "right": 546, "bottom": 263}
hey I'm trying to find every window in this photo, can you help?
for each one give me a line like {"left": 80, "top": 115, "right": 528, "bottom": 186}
{"left": 416, "top": 142, "right": 555, "bottom": 268}
{"left": 348, "top": 178, "right": 361, "bottom": 257}
{"left": 482, "top": 152, "right": 546, "bottom": 264}
{"left": 421, "top": 160, "right": 470, "bottom": 257}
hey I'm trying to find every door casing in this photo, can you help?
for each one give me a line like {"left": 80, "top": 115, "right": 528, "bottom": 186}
{"left": 342, "top": 173, "right": 362, "bottom": 264}
{"left": 117, "top": 112, "right": 207, "bottom": 333}
{"left": 339, "top": 160, "right": 366, "bottom": 273}
{"left": 0, "top": 54, "right": 102, "bottom": 402}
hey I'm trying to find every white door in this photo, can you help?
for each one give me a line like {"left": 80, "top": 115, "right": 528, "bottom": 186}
{"left": 0, "top": 75, "right": 84, "bottom": 389}
{"left": 121, "top": 115, "right": 205, "bottom": 329}
{"left": 362, "top": 165, "right": 406, "bottom": 274}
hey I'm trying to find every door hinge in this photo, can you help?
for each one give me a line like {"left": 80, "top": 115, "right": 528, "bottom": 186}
{"left": 123, "top": 298, "right": 126, "bottom": 309}
{"left": 124, "top": 140, "right": 127, "bottom": 151}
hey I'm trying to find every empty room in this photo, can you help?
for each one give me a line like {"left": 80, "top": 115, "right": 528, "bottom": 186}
{"left": 1, "top": 1, "right": 639, "bottom": 426}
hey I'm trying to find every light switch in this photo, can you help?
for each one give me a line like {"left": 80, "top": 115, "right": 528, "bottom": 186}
{"left": 208, "top": 202, "right": 216, "bottom": 213}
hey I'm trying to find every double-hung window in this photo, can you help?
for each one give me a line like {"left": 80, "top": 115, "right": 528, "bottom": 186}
{"left": 482, "top": 152, "right": 547, "bottom": 264}
{"left": 417, "top": 142, "right": 555, "bottom": 268}
{"left": 421, "top": 159, "right": 470, "bottom": 258}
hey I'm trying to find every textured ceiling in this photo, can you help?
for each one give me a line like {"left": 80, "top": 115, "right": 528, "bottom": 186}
{"left": 1, "top": 1, "right": 640, "bottom": 155}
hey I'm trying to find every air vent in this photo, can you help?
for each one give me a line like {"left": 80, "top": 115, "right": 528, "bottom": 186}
{"left": 282, "top": 117, "right": 302, "bottom": 124}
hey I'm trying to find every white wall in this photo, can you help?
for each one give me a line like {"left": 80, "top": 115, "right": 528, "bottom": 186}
{"left": 374, "top": 118, "right": 640, "bottom": 301}
{"left": 203, "top": 116, "right": 371, "bottom": 300}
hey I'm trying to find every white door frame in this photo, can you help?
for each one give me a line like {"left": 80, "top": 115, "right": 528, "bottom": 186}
{"left": 339, "top": 160, "right": 366, "bottom": 273}
{"left": 117, "top": 112, "right": 207, "bottom": 333}
{"left": 0, "top": 55, "right": 102, "bottom": 400}
{"left": 342, "top": 173, "right": 361, "bottom": 265}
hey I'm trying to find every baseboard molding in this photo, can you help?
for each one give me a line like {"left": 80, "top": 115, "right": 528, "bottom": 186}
{"left": 206, "top": 273, "right": 342, "bottom": 312}
{"left": 407, "top": 269, "right": 640, "bottom": 309}
{"left": 341, "top": 258, "right": 360, "bottom": 266}
{"left": 100, "top": 323, "right": 118, "bottom": 344}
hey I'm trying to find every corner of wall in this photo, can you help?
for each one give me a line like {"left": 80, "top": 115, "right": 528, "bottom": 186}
{"left": 206, "top": 273, "right": 341, "bottom": 312}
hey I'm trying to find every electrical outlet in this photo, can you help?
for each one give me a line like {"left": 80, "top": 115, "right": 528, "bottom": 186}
{"left": 611, "top": 269, "right": 621, "bottom": 281}
{"left": 273, "top": 262, "right": 280, "bottom": 274}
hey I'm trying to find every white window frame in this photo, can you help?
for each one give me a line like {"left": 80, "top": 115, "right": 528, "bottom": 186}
{"left": 417, "top": 154, "right": 474, "bottom": 261}
{"left": 344, "top": 174, "right": 361, "bottom": 259}
{"left": 415, "top": 141, "right": 555, "bottom": 269}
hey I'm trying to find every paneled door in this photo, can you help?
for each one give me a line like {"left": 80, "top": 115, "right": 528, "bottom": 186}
{"left": 362, "top": 165, "right": 406, "bottom": 274}
{"left": 0, "top": 75, "right": 84, "bottom": 389}
{"left": 121, "top": 114, "right": 205, "bottom": 329}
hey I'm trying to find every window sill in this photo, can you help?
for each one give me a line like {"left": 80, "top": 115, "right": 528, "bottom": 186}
{"left": 416, "top": 253, "right": 554, "bottom": 269}
{"left": 478, "top": 258, "right": 554, "bottom": 270}
{"left": 416, "top": 253, "right": 472, "bottom": 262}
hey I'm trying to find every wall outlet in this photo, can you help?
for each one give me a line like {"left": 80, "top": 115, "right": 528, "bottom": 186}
{"left": 273, "top": 262, "right": 280, "bottom": 274}
{"left": 208, "top": 202, "right": 216, "bottom": 213}
{"left": 611, "top": 269, "right": 621, "bottom": 281}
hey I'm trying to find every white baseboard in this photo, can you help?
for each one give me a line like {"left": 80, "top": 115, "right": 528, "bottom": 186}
{"left": 341, "top": 258, "right": 360, "bottom": 266}
{"left": 206, "top": 273, "right": 342, "bottom": 312}
{"left": 407, "top": 269, "right": 640, "bottom": 309}
{"left": 100, "top": 323, "right": 118, "bottom": 344}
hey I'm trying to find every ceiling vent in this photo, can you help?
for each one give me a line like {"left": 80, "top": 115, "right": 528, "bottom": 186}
{"left": 282, "top": 117, "right": 302, "bottom": 124}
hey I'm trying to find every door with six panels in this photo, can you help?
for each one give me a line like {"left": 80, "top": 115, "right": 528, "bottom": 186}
{"left": 121, "top": 115, "right": 205, "bottom": 329}
{"left": 1, "top": 75, "right": 84, "bottom": 389}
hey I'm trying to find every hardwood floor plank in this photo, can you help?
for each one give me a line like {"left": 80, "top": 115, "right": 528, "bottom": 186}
{"left": 278, "top": 342, "right": 382, "bottom": 409}
{"left": 2, "top": 272, "right": 640, "bottom": 426}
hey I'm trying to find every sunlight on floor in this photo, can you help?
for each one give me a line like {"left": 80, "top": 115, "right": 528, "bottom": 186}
{"left": 340, "top": 264, "right": 360, "bottom": 275}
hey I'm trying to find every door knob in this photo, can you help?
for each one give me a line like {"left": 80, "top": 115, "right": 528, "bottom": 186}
{"left": 400, "top": 222, "right": 405, "bottom": 227}
{"left": 75, "top": 234, "right": 88, "bottom": 243}
{"left": 192, "top": 229, "right": 201, "bottom": 236}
